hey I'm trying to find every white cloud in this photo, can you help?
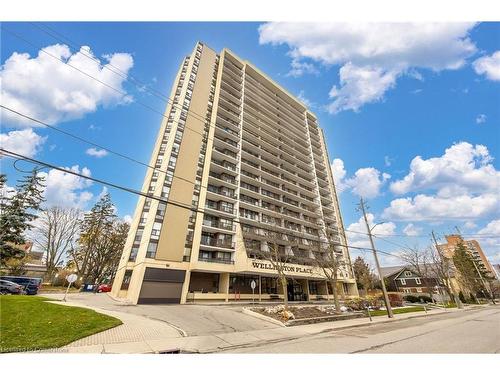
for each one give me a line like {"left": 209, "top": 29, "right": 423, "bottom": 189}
{"left": 390, "top": 142, "right": 499, "bottom": 197}
{"left": 477, "top": 219, "right": 500, "bottom": 262}
{"left": 384, "top": 142, "right": 500, "bottom": 222}
{"left": 287, "top": 59, "right": 319, "bottom": 77}
{"left": 0, "top": 128, "right": 46, "bottom": 158}
{"left": 85, "top": 147, "right": 108, "bottom": 158}
{"left": 464, "top": 221, "right": 477, "bottom": 229}
{"left": 0, "top": 182, "right": 16, "bottom": 200}
{"left": 331, "top": 158, "right": 390, "bottom": 198}
{"left": 327, "top": 63, "right": 398, "bottom": 112}
{"left": 259, "top": 22, "right": 477, "bottom": 113}
{"left": 38, "top": 165, "right": 93, "bottom": 208}
{"left": 384, "top": 156, "right": 393, "bottom": 167}
{"left": 330, "top": 158, "right": 347, "bottom": 192}
{"left": 475, "top": 114, "right": 487, "bottom": 124}
{"left": 403, "top": 223, "right": 422, "bottom": 236}
{"left": 1, "top": 44, "right": 134, "bottom": 127}
{"left": 123, "top": 215, "right": 133, "bottom": 224}
{"left": 382, "top": 193, "right": 499, "bottom": 221}
{"left": 346, "top": 213, "right": 396, "bottom": 248}
{"left": 473, "top": 51, "right": 500, "bottom": 81}
{"left": 345, "top": 168, "right": 390, "bottom": 199}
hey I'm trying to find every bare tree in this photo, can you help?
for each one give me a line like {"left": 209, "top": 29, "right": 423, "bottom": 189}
{"left": 30, "top": 207, "right": 81, "bottom": 280}
{"left": 245, "top": 225, "right": 297, "bottom": 310}
{"left": 307, "top": 232, "right": 348, "bottom": 311}
{"left": 428, "top": 246, "right": 454, "bottom": 302}
{"left": 400, "top": 246, "right": 436, "bottom": 299}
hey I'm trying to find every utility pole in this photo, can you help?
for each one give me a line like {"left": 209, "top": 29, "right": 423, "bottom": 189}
{"left": 358, "top": 198, "right": 393, "bottom": 318}
{"left": 431, "top": 231, "right": 463, "bottom": 309}
{"left": 455, "top": 226, "right": 494, "bottom": 303}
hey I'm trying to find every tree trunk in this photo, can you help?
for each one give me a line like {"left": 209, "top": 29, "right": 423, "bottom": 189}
{"left": 280, "top": 274, "right": 289, "bottom": 309}
{"left": 330, "top": 280, "right": 341, "bottom": 311}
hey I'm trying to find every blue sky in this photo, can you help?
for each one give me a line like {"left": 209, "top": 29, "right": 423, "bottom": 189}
{"left": 1, "top": 22, "right": 499, "bottom": 266}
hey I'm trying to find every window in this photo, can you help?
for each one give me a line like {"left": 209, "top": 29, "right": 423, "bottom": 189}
{"left": 416, "top": 288, "right": 422, "bottom": 293}
{"left": 404, "top": 271, "right": 412, "bottom": 276}
{"left": 146, "top": 242, "right": 158, "bottom": 258}
{"left": 415, "top": 278, "right": 422, "bottom": 285}
{"left": 150, "top": 222, "right": 162, "bottom": 240}
{"left": 128, "top": 246, "right": 139, "bottom": 262}
{"left": 121, "top": 270, "right": 133, "bottom": 290}
{"left": 400, "top": 278, "right": 406, "bottom": 285}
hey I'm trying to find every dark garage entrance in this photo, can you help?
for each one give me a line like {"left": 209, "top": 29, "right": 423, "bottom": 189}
{"left": 138, "top": 267, "right": 186, "bottom": 304}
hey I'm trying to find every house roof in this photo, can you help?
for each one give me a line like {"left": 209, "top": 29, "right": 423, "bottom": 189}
{"left": 380, "top": 263, "right": 456, "bottom": 279}
{"left": 379, "top": 266, "right": 405, "bottom": 278}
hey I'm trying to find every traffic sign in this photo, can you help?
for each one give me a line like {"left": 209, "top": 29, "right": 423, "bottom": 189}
{"left": 250, "top": 280, "right": 256, "bottom": 290}
{"left": 66, "top": 274, "right": 77, "bottom": 283}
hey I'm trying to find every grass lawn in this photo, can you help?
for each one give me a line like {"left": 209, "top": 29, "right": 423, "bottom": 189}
{"left": 368, "top": 306, "right": 425, "bottom": 317}
{"left": 0, "top": 295, "right": 122, "bottom": 353}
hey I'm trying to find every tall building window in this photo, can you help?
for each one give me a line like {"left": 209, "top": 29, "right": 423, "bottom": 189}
{"left": 146, "top": 241, "right": 158, "bottom": 258}
{"left": 121, "top": 270, "right": 133, "bottom": 290}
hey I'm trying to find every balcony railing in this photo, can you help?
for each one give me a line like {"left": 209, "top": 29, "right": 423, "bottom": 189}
{"left": 198, "top": 256, "right": 235, "bottom": 265}
{"left": 200, "top": 237, "right": 235, "bottom": 249}
{"left": 202, "top": 220, "right": 236, "bottom": 231}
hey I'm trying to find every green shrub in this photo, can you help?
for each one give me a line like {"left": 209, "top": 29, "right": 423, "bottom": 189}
{"left": 404, "top": 295, "right": 420, "bottom": 303}
{"left": 419, "top": 295, "right": 433, "bottom": 303}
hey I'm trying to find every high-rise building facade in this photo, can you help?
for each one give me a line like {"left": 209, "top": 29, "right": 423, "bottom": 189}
{"left": 438, "top": 234, "right": 495, "bottom": 277}
{"left": 111, "top": 42, "right": 358, "bottom": 304}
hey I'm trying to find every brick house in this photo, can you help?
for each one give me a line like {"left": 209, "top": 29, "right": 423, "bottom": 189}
{"left": 380, "top": 265, "right": 451, "bottom": 302}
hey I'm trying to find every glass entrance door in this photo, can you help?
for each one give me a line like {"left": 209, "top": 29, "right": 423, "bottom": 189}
{"left": 287, "top": 281, "right": 306, "bottom": 301}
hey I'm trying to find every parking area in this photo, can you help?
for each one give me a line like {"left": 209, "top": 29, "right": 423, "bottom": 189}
{"left": 40, "top": 293, "right": 277, "bottom": 336}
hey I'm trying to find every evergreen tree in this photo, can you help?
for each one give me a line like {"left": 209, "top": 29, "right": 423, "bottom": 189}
{"left": 0, "top": 170, "right": 45, "bottom": 265}
{"left": 452, "top": 242, "right": 485, "bottom": 301}
{"left": 69, "top": 193, "right": 127, "bottom": 284}
{"left": 353, "top": 256, "right": 377, "bottom": 295}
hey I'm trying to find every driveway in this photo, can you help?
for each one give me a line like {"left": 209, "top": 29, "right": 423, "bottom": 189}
{"left": 40, "top": 293, "right": 276, "bottom": 336}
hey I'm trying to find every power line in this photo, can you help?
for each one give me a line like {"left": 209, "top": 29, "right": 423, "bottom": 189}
{"left": 1, "top": 148, "right": 380, "bottom": 255}
{"left": 0, "top": 105, "right": 207, "bottom": 189}
{"left": 345, "top": 227, "right": 500, "bottom": 240}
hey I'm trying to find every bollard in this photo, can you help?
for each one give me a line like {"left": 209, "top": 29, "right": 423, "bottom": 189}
{"left": 367, "top": 306, "right": 372, "bottom": 321}
{"left": 424, "top": 304, "right": 427, "bottom": 314}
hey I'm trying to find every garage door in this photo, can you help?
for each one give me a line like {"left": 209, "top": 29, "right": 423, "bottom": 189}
{"left": 138, "top": 268, "right": 186, "bottom": 304}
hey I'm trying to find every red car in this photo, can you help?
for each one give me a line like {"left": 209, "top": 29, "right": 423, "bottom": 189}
{"left": 97, "top": 284, "right": 112, "bottom": 293}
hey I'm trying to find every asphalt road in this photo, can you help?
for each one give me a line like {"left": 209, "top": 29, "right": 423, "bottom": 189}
{"left": 42, "top": 293, "right": 276, "bottom": 336}
{"left": 225, "top": 305, "right": 500, "bottom": 353}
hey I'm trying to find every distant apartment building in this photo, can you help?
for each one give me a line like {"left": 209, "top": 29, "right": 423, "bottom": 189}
{"left": 111, "top": 42, "right": 357, "bottom": 304}
{"left": 437, "top": 235, "right": 495, "bottom": 277}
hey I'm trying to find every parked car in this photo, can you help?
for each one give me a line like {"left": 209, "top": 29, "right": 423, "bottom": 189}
{"left": 97, "top": 284, "right": 112, "bottom": 293}
{"left": 0, "top": 280, "right": 25, "bottom": 295}
{"left": 0, "top": 276, "right": 42, "bottom": 295}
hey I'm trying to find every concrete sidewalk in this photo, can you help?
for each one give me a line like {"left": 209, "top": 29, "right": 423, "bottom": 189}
{"left": 43, "top": 300, "right": 184, "bottom": 353}
{"left": 39, "top": 305, "right": 475, "bottom": 353}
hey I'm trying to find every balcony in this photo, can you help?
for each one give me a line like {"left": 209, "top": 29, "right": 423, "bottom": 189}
{"left": 202, "top": 220, "right": 236, "bottom": 232}
{"left": 205, "top": 201, "right": 235, "bottom": 215}
{"left": 209, "top": 171, "right": 238, "bottom": 186}
{"left": 200, "top": 236, "right": 235, "bottom": 249}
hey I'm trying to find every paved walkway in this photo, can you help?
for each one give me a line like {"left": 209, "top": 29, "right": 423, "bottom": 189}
{"left": 38, "top": 303, "right": 481, "bottom": 353}
{"left": 41, "top": 293, "right": 276, "bottom": 336}
{"left": 41, "top": 300, "right": 183, "bottom": 353}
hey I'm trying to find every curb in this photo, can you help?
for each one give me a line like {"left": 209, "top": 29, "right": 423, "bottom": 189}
{"left": 242, "top": 307, "right": 286, "bottom": 327}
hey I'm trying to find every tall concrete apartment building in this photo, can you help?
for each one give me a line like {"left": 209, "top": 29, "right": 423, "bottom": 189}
{"left": 111, "top": 42, "right": 358, "bottom": 304}
{"left": 438, "top": 234, "right": 495, "bottom": 277}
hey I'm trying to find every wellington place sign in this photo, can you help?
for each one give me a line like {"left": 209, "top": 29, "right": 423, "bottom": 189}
{"left": 251, "top": 260, "right": 313, "bottom": 274}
